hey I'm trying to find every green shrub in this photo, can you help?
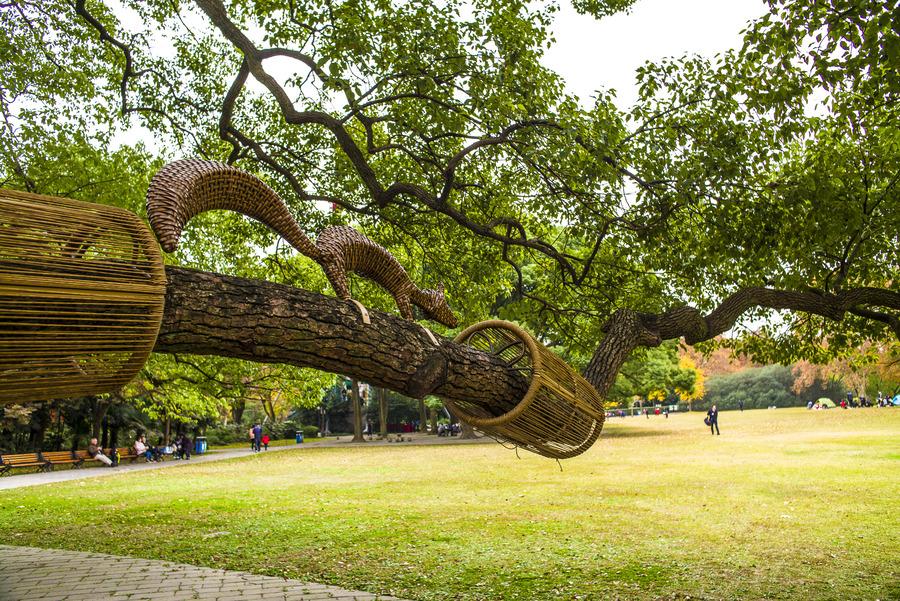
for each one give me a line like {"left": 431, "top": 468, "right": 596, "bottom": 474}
{"left": 703, "top": 365, "right": 800, "bottom": 410}
{"left": 205, "top": 425, "right": 251, "bottom": 446}
{"left": 205, "top": 421, "right": 316, "bottom": 445}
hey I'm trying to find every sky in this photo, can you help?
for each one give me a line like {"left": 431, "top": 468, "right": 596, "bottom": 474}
{"left": 544, "top": 0, "right": 767, "bottom": 109}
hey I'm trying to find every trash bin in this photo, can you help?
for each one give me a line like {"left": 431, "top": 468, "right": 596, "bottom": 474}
{"left": 295, "top": 431, "right": 304, "bottom": 444}
{"left": 194, "top": 436, "right": 208, "bottom": 454}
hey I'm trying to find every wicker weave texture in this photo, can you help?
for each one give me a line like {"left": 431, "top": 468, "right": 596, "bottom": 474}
{"left": 442, "top": 320, "right": 605, "bottom": 459}
{"left": 147, "top": 159, "right": 457, "bottom": 327}
{"left": 147, "top": 159, "right": 321, "bottom": 260}
{"left": 0, "top": 189, "right": 166, "bottom": 403}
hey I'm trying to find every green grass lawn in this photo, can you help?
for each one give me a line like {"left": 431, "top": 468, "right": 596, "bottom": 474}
{"left": 1, "top": 408, "right": 897, "bottom": 600}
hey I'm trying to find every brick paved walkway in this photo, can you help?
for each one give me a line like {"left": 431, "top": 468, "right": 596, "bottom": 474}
{"left": 0, "top": 545, "right": 406, "bottom": 601}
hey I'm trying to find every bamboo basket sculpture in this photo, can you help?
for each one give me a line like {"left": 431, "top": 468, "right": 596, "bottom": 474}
{"left": 442, "top": 320, "right": 605, "bottom": 459}
{"left": 0, "top": 189, "right": 166, "bottom": 404}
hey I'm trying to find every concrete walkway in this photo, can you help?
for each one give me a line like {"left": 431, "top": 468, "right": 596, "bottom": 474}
{"left": 0, "top": 433, "right": 490, "bottom": 491}
{"left": 0, "top": 545, "right": 406, "bottom": 601}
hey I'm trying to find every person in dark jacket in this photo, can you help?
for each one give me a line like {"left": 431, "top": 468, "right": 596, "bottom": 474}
{"left": 87, "top": 438, "right": 114, "bottom": 466}
{"left": 252, "top": 423, "right": 263, "bottom": 452}
{"left": 707, "top": 405, "right": 720, "bottom": 435}
{"left": 177, "top": 433, "right": 192, "bottom": 460}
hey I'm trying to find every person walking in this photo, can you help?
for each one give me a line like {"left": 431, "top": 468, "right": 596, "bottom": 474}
{"left": 738, "top": 400, "right": 744, "bottom": 412}
{"left": 252, "top": 423, "right": 263, "bottom": 452}
{"left": 178, "top": 433, "right": 192, "bottom": 460}
{"left": 707, "top": 405, "right": 720, "bottom": 435}
{"left": 261, "top": 434, "right": 270, "bottom": 451}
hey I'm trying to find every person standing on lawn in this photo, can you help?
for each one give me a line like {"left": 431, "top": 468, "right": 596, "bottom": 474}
{"left": 707, "top": 405, "right": 720, "bottom": 435}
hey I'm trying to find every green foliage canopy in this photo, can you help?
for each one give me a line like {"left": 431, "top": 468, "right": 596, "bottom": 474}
{"left": 0, "top": 0, "right": 897, "bottom": 383}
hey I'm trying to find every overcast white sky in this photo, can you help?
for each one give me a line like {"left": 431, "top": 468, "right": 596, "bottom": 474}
{"left": 544, "top": 0, "right": 767, "bottom": 109}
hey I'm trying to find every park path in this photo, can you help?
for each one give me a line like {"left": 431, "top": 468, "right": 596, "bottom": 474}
{"left": 0, "top": 545, "right": 407, "bottom": 601}
{"left": 0, "top": 433, "right": 490, "bottom": 491}
{"left": 0, "top": 445, "right": 286, "bottom": 491}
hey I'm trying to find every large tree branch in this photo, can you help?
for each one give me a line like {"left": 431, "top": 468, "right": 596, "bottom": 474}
{"left": 643, "top": 286, "right": 900, "bottom": 345}
{"left": 155, "top": 266, "right": 528, "bottom": 410}
{"left": 157, "top": 268, "right": 900, "bottom": 395}
{"left": 584, "top": 286, "right": 900, "bottom": 398}
{"left": 584, "top": 287, "right": 900, "bottom": 397}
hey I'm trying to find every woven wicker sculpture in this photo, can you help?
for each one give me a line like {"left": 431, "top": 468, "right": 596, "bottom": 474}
{"left": 441, "top": 320, "right": 605, "bottom": 459}
{"left": 147, "top": 159, "right": 458, "bottom": 327}
{"left": 0, "top": 189, "right": 166, "bottom": 404}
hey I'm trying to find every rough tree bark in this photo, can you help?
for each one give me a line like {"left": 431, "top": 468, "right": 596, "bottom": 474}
{"left": 429, "top": 406, "right": 438, "bottom": 435}
{"left": 418, "top": 399, "right": 428, "bottom": 433}
{"left": 154, "top": 267, "right": 900, "bottom": 439}
{"left": 155, "top": 267, "right": 531, "bottom": 406}
{"left": 458, "top": 420, "right": 477, "bottom": 440}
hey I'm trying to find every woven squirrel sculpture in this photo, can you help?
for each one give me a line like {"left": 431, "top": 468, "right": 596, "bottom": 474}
{"left": 147, "top": 159, "right": 458, "bottom": 328}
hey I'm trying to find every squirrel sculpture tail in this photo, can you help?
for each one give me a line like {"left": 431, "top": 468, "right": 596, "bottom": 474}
{"left": 146, "top": 159, "right": 322, "bottom": 261}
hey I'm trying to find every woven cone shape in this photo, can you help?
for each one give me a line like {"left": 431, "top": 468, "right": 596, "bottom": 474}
{"left": 0, "top": 189, "right": 166, "bottom": 403}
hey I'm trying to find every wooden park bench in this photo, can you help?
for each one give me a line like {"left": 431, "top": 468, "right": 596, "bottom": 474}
{"left": 41, "top": 451, "right": 84, "bottom": 470}
{"left": 0, "top": 452, "right": 50, "bottom": 475}
{"left": 73, "top": 449, "right": 109, "bottom": 466}
{"left": 115, "top": 447, "right": 143, "bottom": 464}
{"left": 74, "top": 447, "right": 146, "bottom": 466}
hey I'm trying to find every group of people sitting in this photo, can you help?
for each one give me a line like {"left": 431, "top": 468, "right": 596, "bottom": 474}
{"left": 808, "top": 393, "right": 898, "bottom": 410}
{"left": 83, "top": 433, "right": 193, "bottom": 467}
{"left": 436, "top": 423, "right": 461, "bottom": 436}
{"left": 133, "top": 433, "right": 193, "bottom": 462}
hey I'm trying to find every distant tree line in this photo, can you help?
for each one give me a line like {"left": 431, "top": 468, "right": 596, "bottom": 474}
{"left": 701, "top": 365, "right": 844, "bottom": 411}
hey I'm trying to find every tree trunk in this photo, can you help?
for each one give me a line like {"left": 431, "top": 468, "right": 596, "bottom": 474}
{"left": 262, "top": 394, "right": 276, "bottom": 422}
{"left": 429, "top": 406, "right": 438, "bottom": 435}
{"left": 91, "top": 399, "right": 109, "bottom": 440}
{"left": 418, "top": 398, "right": 428, "bottom": 433}
{"left": 231, "top": 398, "right": 245, "bottom": 424}
{"left": 164, "top": 416, "right": 171, "bottom": 445}
{"left": 459, "top": 420, "right": 477, "bottom": 439}
{"left": 350, "top": 378, "right": 365, "bottom": 442}
{"left": 29, "top": 402, "right": 51, "bottom": 450}
{"left": 100, "top": 415, "right": 109, "bottom": 448}
{"left": 53, "top": 406, "right": 63, "bottom": 451}
{"left": 378, "top": 387, "right": 388, "bottom": 438}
